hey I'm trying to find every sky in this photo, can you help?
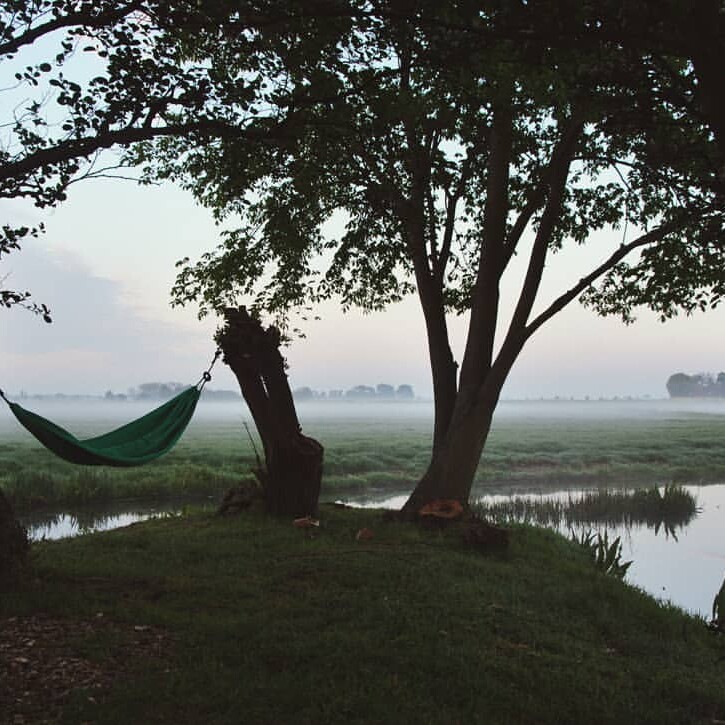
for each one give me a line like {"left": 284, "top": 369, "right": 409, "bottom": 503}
{"left": 2, "top": 173, "right": 725, "bottom": 401}
{"left": 2, "top": 25, "right": 724, "bottom": 402}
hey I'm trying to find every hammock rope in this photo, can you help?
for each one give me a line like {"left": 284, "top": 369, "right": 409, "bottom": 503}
{"left": 0, "top": 349, "right": 223, "bottom": 467}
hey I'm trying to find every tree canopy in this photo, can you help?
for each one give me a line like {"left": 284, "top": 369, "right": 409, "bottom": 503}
{"left": 5, "top": 0, "right": 724, "bottom": 510}
{"left": 137, "top": 0, "right": 723, "bottom": 508}
{"left": 0, "top": 0, "right": 308, "bottom": 318}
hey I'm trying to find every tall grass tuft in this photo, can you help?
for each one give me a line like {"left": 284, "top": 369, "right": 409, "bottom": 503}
{"left": 474, "top": 484, "right": 699, "bottom": 536}
{"left": 570, "top": 529, "right": 633, "bottom": 579}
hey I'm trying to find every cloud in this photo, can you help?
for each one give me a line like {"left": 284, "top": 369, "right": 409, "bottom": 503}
{"left": 0, "top": 245, "right": 224, "bottom": 394}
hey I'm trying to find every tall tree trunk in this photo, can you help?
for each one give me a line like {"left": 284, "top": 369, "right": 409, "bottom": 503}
{"left": 421, "top": 292, "right": 458, "bottom": 453}
{"left": 217, "top": 307, "right": 324, "bottom": 518}
{"left": 402, "top": 337, "right": 521, "bottom": 516}
{"left": 685, "top": 1, "right": 725, "bottom": 164}
{"left": 401, "top": 386, "right": 499, "bottom": 515}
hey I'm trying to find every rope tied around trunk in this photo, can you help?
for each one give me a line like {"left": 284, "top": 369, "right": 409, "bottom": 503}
{"left": 195, "top": 349, "right": 223, "bottom": 391}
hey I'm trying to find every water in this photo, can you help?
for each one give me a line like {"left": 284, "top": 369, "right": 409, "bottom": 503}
{"left": 19, "top": 483, "right": 725, "bottom": 620}
{"left": 339, "top": 484, "right": 725, "bottom": 620}
{"left": 20, "top": 499, "right": 211, "bottom": 540}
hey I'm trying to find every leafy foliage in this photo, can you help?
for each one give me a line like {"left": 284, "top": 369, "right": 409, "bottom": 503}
{"left": 4, "top": 1, "right": 724, "bottom": 506}
{"left": 135, "top": 1, "right": 725, "bottom": 506}
{"left": 129, "top": 3, "right": 723, "bottom": 328}
{"left": 0, "top": 0, "right": 300, "bottom": 318}
{"left": 570, "top": 529, "right": 633, "bottom": 579}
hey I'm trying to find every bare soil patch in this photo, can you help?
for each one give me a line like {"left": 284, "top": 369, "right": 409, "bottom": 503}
{"left": 0, "top": 615, "right": 172, "bottom": 724}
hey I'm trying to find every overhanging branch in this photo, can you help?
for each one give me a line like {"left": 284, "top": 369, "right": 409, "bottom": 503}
{"left": 505, "top": 114, "right": 584, "bottom": 338}
{"left": 0, "top": 0, "right": 146, "bottom": 57}
{"left": 0, "top": 118, "right": 273, "bottom": 186}
{"left": 525, "top": 219, "right": 687, "bottom": 338}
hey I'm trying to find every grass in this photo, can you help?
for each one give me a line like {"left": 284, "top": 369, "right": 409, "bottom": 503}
{"left": 476, "top": 484, "right": 700, "bottom": 535}
{"left": 2, "top": 505, "right": 724, "bottom": 724}
{"left": 5, "top": 406, "right": 725, "bottom": 510}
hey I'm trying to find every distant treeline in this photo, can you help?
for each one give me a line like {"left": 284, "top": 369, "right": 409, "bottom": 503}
{"left": 292, "top": 384, "right": 415, "bottom": 401}
{"left": 12, "top": 387, "right": 240, "bottom": 402}
{"left": 13, "top": 382, "right": 416, "bottom": 403}
{"left": 105, "top": 382, "right": 241, "bottom": 402}
{"left": 666, "top": 373, "right": 725, "bottom": 398}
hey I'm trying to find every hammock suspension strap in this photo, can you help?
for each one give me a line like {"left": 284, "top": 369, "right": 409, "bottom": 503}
{"left": 196, "top": 349, "right": 222, "bottom": 390}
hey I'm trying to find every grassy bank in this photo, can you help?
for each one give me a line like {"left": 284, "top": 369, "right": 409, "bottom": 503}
{"left": 5, "top": 410, "right": 725, "bottom": 509}
{"left": 2, "top": 506, "right": 724, "bottom": 724}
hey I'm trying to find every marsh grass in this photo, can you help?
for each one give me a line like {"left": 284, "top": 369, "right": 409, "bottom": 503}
{"left": 4, "top": 410, "right": 725, "bottom": 509}
{"left": 476, "top": 484, "right": 699, "bottom": 536}
{"left": 2, "top": 506, "right": 724, "bottom": 723}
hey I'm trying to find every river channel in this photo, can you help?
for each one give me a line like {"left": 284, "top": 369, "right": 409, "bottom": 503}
{"left": 19, "top": 482, "right": 725, "bottom": 621}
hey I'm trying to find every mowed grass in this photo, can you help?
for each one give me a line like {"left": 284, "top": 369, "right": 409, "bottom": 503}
{"left": 3, "top": 505, "right": 724, "bottom": 724}
{"left": 5, "top": 404, "right": 725, "bottom": 509}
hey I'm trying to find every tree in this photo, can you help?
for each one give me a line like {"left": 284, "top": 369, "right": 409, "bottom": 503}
{"left": 0, "top": 0, "right": 315, "bottom": 318}
{"left": 376, "top": 383, "right": 395, "bottom": 398}
{"left": 217, "top": 308, "right": 323, "bottom": 516}
{"left": 666, "top": 373, "right": 699, "bottom": 398}
{"left": 137, "top": 1, "right": 722, "bottom": 514}
{"left": 667, "top": 372, "right": 725, "bottom": 398}
{"left": 396, "top": 385, "right": 414, "bottom": 401}
{"left": 346, "top": 385, "right": 375, "bottom": 399}
{"left": 2, "top": 1, "right": 343, "bottom": 517}
{"left": 293, "top": 386, "right": 315, "bottom": 401}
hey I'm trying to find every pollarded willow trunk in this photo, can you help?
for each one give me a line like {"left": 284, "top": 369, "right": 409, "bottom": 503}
{"left": 217, "top": 307, "right": 324, "bottom": 518}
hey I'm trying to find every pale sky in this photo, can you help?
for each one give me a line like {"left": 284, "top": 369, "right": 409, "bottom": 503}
{"left": 2, "top": 28, "right": 724, "bottom": 402}
{"left": 2, "top": 174, "right": 725, "bottom": 400}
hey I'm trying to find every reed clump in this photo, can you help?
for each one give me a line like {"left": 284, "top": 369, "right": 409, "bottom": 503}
{"left": 475, "top": 484, "right": 699, "bottom": 534}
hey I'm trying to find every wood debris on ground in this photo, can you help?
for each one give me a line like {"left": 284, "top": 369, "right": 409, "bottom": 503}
{"left": 0, "top": 615, "right": 172, "bottom": 725}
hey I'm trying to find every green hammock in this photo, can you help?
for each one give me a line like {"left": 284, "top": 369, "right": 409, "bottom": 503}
{"left": 0, "top": 353, "right": 220, "bottom": 467}
{"left": 1, "top": 387, "right": 201, "bottom": 467}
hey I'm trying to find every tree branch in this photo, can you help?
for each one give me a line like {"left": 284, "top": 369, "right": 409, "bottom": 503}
{"left": 434, "top": 144, "right": 479, "bottom": 281}
{"left": 0, "top": 118, "right": 270, "bottom": 186}
{"left": 0, "top": 1, "right": 145, "bottom": 57}
{"left": 524, "top": 219, "right": 688, "bottom": 338}
{"left": 457, "top": 87, "right": 513, "bottom": 388}
{"left": 503, "top": 123, "right": 593, "bottom": 269}
{"left": 504, "top": 114, "right": 584, "bottom": 340}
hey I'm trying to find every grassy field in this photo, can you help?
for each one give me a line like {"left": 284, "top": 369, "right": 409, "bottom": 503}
{"left": 4, "top": 403, "right": 725, "bottom": 509}
{"left": 2, "top": 505, "right": 724, "bottom": 724}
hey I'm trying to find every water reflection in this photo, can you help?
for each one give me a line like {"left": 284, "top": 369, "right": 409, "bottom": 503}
{"left": 20, "top": 499, "right": 212, "bottom": 541}
{"left": 16, "top": 484, "right": 725, "bottom": 620}
{"left": 339, "top": 483, "right": 725, "bottom": 619}
{"left": 28, "top": 511, "right": 162, "bottom": 540}
{"left": 474, "top": 486, "right": 700, "bottom": 540}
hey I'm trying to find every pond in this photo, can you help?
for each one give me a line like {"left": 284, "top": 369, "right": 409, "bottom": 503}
{"left": 18, "top": 483, "right": 725, "bottom": 622}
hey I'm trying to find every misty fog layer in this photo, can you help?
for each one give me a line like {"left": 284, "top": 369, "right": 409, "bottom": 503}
{"left": 4, "top": 397, "right": 725, "bottom": 438}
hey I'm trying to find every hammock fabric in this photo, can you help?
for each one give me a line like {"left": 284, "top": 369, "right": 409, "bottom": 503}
{"left": 1, "top": 386, "right": 202, "bottom": 467}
